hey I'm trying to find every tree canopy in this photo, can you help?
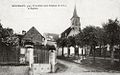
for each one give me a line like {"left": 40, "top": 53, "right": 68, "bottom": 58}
{"left": 0, "top": 23, "right": 19, "bottom": 47}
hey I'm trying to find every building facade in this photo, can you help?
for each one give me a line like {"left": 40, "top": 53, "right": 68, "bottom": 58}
{"left": 61, "top": 6, "right": 81, "bottom": 38}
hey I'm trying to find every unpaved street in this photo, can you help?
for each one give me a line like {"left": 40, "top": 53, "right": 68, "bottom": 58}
{"left": 57, "top": 59, "right": 98, "bottom": 73}
{"left": 41, "top": 59, "right": 120, "bottom": 75}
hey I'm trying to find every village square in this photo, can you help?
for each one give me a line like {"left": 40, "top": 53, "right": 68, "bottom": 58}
{"left": 0, "top": 0, "right": 120, "bottom": 75}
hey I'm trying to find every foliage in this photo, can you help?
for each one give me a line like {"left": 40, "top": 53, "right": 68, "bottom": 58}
{"left": 82, "top": 26, "right": 98, "bottom": 46}
{"left": 0, "top": 23, "right": 19, "bottom": 47}
{"left": 103, "top": 19, "right": 120, "bottom": 45}
{"left": 75, "top": 32, "right": 84, "bottom": 47}
{"left": 56, "top": 38, "right": 68, "bottom": 47}
{"left": 102, "top": 18, "right": 120, "bottom": 64}
{"left": 56, "top": 36, "right": 76, "bottom": 48}
{"left": 2, "top": 36, "right": 19, "bottom": 46}
{"left": 67, "top": 36, "right": 75, "bottom": 47}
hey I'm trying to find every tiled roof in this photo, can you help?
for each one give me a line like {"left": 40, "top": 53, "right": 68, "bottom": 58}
{"left": 23, "top": 26, "right": 44, "bottom": 44}
{"left": 61, "top": 27, "right": 72, "bottom": 38}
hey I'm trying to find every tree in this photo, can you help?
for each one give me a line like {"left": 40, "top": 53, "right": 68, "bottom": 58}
{"left": 57, "top": 36, "right": 78, "bottom": 57}
{"left": 95, "top": 27, "right": 105, "bottom": 56}
{"left": 75, "top": 32, "right": 85, "bottom": 57}
{"left": 0, "top": 22, "right": 19, "bottom": 47}
{"left": 56, "top": 37, "right": 68, "bottom": 57}
{"left": 0, "top": 23, "right": 3, "bottom": 43}
{"left": 0, "top": 22, "right": 19, "bottom": 62}
{"left": 103, "top": 18, "right": 120, "bottom": 65}
{"left": 82, "top": 26, "right": 98, "bottom": 62}
{"left": 68, "top": 36, "right": 77, "bottom": 56}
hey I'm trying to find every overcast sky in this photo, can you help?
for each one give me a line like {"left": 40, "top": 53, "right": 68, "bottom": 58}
{"left": 0, "top": 0, "right": 120, "bottom": 34}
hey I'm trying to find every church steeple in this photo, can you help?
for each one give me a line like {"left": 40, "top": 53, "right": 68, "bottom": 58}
{"left": 71, "top": 5, "right": 81, "bottom": 28}
{"left": 72, "top": 5, "right": 78, "bottom": 18}
{"left": 61, "top": 4, "right": 81, "bottom": 38}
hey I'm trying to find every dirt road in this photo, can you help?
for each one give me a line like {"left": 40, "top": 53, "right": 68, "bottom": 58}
{"left": 40, "top": 59, "right": 120, "bottom": 75}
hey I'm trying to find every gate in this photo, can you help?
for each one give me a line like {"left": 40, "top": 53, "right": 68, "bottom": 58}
{"left": 32, "top": 45, "right": 51, "bottom": 74}
{"left": 34, "top": 45, "right": 49, "bottom": 63}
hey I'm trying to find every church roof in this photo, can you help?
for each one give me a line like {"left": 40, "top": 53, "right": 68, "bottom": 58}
{"left": 71, "top": 6, "right": 79, "bottom": 19}
{"left": 61, "top": 5, "right": 81, "bottom": 38}
{"left": 61, "top": 27, "right": 72, "bottom": 38}
{"left": 23, "top": 26, "right": 44, "bottom": 44}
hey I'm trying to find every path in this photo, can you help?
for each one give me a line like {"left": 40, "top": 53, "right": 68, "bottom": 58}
{"left": 88, "top": 57, "right": 119, "bottom": 61}
{"left": 40, "top": 59, "right": 120, "bottom": 75}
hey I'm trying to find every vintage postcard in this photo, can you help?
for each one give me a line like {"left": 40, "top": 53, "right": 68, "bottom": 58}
{"left": 0, "top": 0, "right": 120, "bottom": 75}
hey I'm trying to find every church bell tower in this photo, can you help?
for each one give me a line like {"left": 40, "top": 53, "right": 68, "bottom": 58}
{"left": 70, "top": 5, "right": 81, "bottom": 35}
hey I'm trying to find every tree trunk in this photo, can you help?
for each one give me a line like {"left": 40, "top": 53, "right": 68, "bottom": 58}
{"left": 99, "top": 45, "right": 102, "bottom": 56}
{"left": 104, "top": 47, "right": 106, "bottom": 59}
{"left": 89, "top": 46, "right": 93, "bottom": 56}
{"left": 62, "top": 47, "right": 64, "bottom": 57}
{"left": 118, "top": 49, "right": 120, "bottom": 62}
{"left": 81, "top": 48, "right": 83, "bottom": 60}
{"left": 111, "top": 45, "right": 114, "bottom": 65}
{"left": 85, "top": 47, "right": 86, "bottom": 57}
{"left": 78, "top": 47, "right": 79, "bottom": 56}
{"left": 118, "top": 52, "right": 120, "bottom": 62}
{"left": 93, "top": 45, "right": 96, "bottom": 63}
{"left": 68, "top": 47, "right": 70, "bottom": 57}
{"left": 74, "top": 47, "right": 76, "bottom": 56}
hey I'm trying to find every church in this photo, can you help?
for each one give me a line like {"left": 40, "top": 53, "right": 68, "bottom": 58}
{"left": 61, "top": 6, "right": 81, "bottom": 38}
{"left": 57, "top": 6, "right": 83, "bottom": 57}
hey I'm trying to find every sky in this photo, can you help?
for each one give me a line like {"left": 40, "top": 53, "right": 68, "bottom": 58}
{"left": 0, "top": 0, "right": 120, "bottom": 35}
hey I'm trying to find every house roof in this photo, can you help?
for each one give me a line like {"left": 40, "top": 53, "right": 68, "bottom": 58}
{"left": 43, "top": 33, "right": 59, "bottom": 42}
{"left": 23, "top": 26, "right": 44, "bottom": 44}
{"left": 61, "top": 27, "right": 72, "bottom": 38}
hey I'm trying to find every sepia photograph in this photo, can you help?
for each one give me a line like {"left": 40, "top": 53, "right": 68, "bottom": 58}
{"left": 0, "top": 0, "right": 120, "bottom": 75}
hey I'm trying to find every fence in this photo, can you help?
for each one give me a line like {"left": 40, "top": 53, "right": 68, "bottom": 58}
{"left": 0, "top": 43, "right": 20, "bottom": 65}
{"left": 34, "top": 45, "right": 49, "bottom": 64}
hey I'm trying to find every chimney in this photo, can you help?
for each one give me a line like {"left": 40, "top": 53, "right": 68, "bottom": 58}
{"left": 22, "top": 30, "right": 26, "bottom": 35}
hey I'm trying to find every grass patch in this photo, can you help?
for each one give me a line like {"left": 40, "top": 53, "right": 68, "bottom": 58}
{"left": 57, "top": 56, "right": 120, "bottom": 72}
{"left": 84, "top": 58, "right": 120, "bottom": 72}
{"left": 55, "top": 62, "right": 68, "bottom": 73}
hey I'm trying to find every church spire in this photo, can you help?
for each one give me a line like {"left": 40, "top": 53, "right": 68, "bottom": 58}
{"left": 73, "top": 5, "right": 78, "bottom": 18}
{"left": 71, "top": 5, "right": 79, "bottom": 20}
{"left": 70, "top": 5, "right": 81, "bottom": 30}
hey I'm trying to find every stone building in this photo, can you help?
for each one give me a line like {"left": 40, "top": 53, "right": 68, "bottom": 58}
{"left": 61, "top": 6, "right": 81, "bottom": 38}
{"left": 59, "top": 6, "right": 82, "bottom": 56}
{"left": 20, "top": 26, "right": 45, "bottom": 65}
{"left": 43, "top": 33, "right": 59, "bottom": 48}
{"left": 22, "top": 26, "right": 44, "bottom": 45}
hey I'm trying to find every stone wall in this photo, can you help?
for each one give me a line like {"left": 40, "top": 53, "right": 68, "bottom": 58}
{"left": 0, "top": 66, "right": 29, "bottom": 75}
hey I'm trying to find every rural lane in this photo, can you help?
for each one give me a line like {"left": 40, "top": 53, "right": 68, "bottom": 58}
{"left": 40, "top": 59, "right": 120, "bottom": 75}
